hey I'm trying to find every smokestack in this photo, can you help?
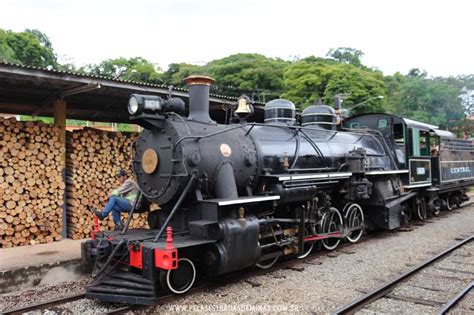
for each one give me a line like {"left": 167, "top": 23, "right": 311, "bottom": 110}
{"left": 184, "top": 75, "right": 215, "bottom": 124}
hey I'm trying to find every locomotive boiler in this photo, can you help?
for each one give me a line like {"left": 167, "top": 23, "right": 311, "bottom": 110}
{"left": 81, "top": 75, "right": 473, "bottom": 305}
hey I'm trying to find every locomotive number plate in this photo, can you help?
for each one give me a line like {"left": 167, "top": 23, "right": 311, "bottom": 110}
{"left": 142, "top": 148, "right": 159, "bottom": 174}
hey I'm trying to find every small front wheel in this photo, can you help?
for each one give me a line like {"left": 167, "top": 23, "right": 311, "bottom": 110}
{"left": 160, "top": 258, "right": 196, "bottom": 294}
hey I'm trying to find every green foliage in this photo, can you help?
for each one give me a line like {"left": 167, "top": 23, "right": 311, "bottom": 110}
{"left": 206, "top": 53, "right": 288, "bottom": 97}
{"left": 436, "top": 75, "right": 474, "bottom": 115}
{"left": 282, "top": 57, "right": 386, "bottom": 112}
{"left": 161, "top": 54, "right": 289, "bottom": 98}
{"left": 327, "top": 47, "right": 364, "bottom": 67}
{"left": 395, "top": 75, "right": 464, "bottom": 128}
{"left": 382, "top": 72, "right": 405, "bottom": 112}
{"left": 0, "top": 28, "right": 57, "bottom": 68}
{"left": 25, "top": 29, "right": 53, "bottom": 48}
{"left": 117, "top": 123, "right": 138, "bottom": 132}
{"left": 20, "top": 115, "right": 54, "bottom": 124}
{"left": 0, "top": 30, "right": 18, "bottom": 63}
{"left": 82, "top": 57, "right": 162, "bottom": 83}
{"left": 161, "top": 63, "right": 205, "bottom": 87}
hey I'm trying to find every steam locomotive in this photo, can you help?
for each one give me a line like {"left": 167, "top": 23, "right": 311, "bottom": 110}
{"left": 82, "top": 76, "right": 474, "bottom": 304}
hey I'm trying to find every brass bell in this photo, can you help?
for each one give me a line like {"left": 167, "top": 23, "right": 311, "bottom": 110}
{"left": 234, "top": 95, "right": 251, "bottom": 115}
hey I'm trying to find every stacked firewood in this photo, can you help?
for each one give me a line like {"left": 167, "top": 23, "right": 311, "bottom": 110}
{"left": 0, "top": 117, "right": 65, "bottom": 248}
{"left": 66, "top": 128, "right": 148, "bottom": 239}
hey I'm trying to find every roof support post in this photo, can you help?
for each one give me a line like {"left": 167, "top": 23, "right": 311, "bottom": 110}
{"left": 53, "top": 99, "right": 68, "bottom": 239}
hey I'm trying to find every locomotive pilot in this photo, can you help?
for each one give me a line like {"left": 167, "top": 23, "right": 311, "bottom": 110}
{"left": 93, "top": 169, "right": 138, "bottom": 230}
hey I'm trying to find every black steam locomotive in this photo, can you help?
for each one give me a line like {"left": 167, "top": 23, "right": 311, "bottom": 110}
{"left": 82, "top": 76, "right": 474, "bottom": 304}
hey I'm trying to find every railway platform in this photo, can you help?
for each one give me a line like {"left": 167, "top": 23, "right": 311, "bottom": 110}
{"left": 0, "top": 239, "right": 86, "bottom": 294}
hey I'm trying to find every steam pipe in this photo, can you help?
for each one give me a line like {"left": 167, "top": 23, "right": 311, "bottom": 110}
{"left": 153, "top": 173, "right": 197, "bottom": 242}
{"left": 215, "top": 162, "right": 238, "bottom": 199}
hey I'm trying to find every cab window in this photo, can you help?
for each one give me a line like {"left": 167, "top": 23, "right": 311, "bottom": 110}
{"left": 411, "top": 128, "right": 430, "bottom": 157}
{"left": 350, "top": 122, "right": 360, "bottom": 129}
{"left": 393, "top": 124, "right": 405, "bottom": 148}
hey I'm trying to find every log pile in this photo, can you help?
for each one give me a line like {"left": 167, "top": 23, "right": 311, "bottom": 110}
{"left": 0, "top": 117, "right": 65, "bottom": 248}
{"left": 66, "top": 128, "right": 148, "bottom": 239}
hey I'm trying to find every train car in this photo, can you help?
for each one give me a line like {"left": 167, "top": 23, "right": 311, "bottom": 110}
{"left": 81, "top": 76, "right": 473, "bottom": 305}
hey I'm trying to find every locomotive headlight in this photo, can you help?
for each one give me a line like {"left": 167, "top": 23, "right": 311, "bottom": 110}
{"left": 128, "top": 94, "right": 163, "bottom": 115}
{"left": 128, "top": 95, "right": 140, "bottom": 115}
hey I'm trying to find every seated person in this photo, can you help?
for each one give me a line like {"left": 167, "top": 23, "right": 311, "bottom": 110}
{"left": 93, "top": 169, "right": 138, "bottom": 230}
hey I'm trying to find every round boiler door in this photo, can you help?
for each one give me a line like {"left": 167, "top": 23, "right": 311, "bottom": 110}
{"left": 142, "top": 148, "right": 159, "bottom": 174}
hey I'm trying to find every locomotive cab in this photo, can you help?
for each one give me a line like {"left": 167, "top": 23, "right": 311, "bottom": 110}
{"left": 343, "top": 113, "right": 437, "bottom": 188}
{"left": 344, "top": 113, "right": 472, "bottom": 216}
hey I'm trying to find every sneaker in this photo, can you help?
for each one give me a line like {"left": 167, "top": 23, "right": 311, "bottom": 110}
{"left": 114, "top": 224, "right": 123, "bottom": 231}
{"left": 92, "top": 208, "right": 103, "bottom": 220}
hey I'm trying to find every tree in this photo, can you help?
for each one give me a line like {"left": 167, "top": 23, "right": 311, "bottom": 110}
{"left": 161, "top": 63, "right": 205, "bottom": 87}
{"left": 83, "top": 57, "right": 162, "bottom": 83}
{"left": 396, "top": 75, "right": 464, "bottom": 127}
{"left": 281, "top": 57, "right": 387, "bottom": 113}
{"left": 326, "top": 47, "right": 364, "bottom": 67}
{"left": 437, "top": 75, "right": 474, "bottom": 115}
{"left": 25, "top": 29, "right": 53, "bottom": 49}
{"left": 161, "top": 54, "right": 289, "bottom": 98}
{"left": 205, "top": 53, "right": 288, "bottom": 97}
{"left": 0, "top": 28, "right": 57, "bottom": 68}
{"left": 407, "top": 68, "right": 427, "bottom": 78}
{"left": 0, "top": 29, "right": 18, "bottom": 63}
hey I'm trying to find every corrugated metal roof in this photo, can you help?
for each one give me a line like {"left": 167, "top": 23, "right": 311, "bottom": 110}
{"left": 0, "top": 61, "right": 265, "bottom": 123}
{"left": 0, "top": 61, "right": 238, "bottom": 101}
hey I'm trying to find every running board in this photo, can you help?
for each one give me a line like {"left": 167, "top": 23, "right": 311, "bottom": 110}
{"left": 201, "top": 195, "right": 280, "bottom": 206}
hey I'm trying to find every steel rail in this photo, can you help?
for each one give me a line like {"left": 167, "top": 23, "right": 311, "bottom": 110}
{"left": 2, "top": 293, "right": 86, "bottom": 314}
{"left": 333, "top": 235, "right": 473, "bottom": 315}
{"left": 437, "top": 281, "right": 473, "bottom": 315}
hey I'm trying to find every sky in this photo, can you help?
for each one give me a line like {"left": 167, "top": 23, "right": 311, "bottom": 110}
{"left": 1, "top": 0, "right": 473, "bottom": 77}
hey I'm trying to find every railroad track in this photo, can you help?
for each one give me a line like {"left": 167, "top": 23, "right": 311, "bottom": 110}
{"left": 2, "top": 293, "right": 86, "bottom": 314}
{"left": 4, "top": 202, "right": 473, "bottom": 314}
{"left": 334, "top": 234, "right": 474, "bottom": 314}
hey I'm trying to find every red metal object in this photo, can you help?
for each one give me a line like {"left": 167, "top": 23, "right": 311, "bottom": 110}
{"left": 304, "top": 231, "right": 343, "bottom": 242}
{"left": 155, "top": 226, "right": 178, "bottom": 270}
{"left": 129, "top": 244, "right": 143, "bottom": 269}
{"left": 91, "top": 216, "right": 100, "bottom": 240}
